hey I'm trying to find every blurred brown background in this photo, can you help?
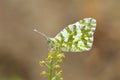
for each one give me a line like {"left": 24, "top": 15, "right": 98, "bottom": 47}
{"left": 0, "top": 0, "right": 120, "bottom": 80}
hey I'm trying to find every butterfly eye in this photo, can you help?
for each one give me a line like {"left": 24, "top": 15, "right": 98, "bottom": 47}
{"left": 46, "top": 38, "right": 55, "bottom": 49}
{"left": 47, "top": 39, "right": 51, "bottom": 43}
{"left": 47, "top": 38, "right": 53, "bottom": 44}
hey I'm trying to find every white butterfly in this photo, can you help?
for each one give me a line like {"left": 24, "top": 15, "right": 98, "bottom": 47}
{"left": 34, "top": 18, "right": 96, "bottom": 52}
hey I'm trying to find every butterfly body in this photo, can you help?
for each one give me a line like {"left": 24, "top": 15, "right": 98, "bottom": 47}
{"left": 34, "top": 18, "right": 96, "bottom": 52}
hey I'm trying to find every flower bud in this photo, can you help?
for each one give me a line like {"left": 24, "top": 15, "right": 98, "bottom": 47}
{"left": 54, "top": 65, "right": 60, "bottom": 70}
{"left": 40, "top": 71, "right": 47, "bottom": 77}
{"left": 47, "top": 55, "right": 53, "bottom": 60}
{"left": 56, "top": 70, "right": 62, "bottom": 77}
{"left": 57, "top": 53, "right": 65, "bottom": 59}
{"left": 39, "top": 61, "right": 46, "bottom": 66}
{"left": 52, "top": 77, "right": 56, "bottom": 80}
{"left": 49, "top": 50, "right": 56, "bottom": 55}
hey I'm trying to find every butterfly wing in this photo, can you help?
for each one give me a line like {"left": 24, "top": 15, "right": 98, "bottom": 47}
{"left": 53, "top": 18, "right": 96, "bottom": 52}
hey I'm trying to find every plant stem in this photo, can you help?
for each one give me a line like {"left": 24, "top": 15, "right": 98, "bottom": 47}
{"left": 50, "top": 60, "right": 53, "bottom": 80}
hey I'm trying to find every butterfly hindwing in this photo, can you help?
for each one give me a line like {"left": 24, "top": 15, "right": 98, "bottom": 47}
{"left": 50, "top": 18, "right": 96, "bottom": 52}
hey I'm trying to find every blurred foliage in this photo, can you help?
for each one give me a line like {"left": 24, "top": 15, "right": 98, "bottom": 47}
{"left": 0, "top": 75, "right": 23, "bottom": 80}
{"left": 40, "top": 50, "right": 65, "bottom": 80}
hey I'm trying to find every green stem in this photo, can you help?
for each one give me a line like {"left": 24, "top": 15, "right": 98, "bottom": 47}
{"left": 50, "top": 60, "right": 53, "bottom": 80}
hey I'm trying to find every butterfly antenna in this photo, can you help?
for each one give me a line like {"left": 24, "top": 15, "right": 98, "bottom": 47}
{"left": 33, "top": 29, "right": 48, "bottom": 39}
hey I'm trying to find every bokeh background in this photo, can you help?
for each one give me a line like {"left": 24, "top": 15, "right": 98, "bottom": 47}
{"left": 0, "top": 0, "right": 120, "bottom": 80}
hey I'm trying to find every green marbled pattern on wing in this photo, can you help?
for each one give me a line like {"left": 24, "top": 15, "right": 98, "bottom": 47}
{"left": 48, "top": 18, "right": 96, "bottom": 52}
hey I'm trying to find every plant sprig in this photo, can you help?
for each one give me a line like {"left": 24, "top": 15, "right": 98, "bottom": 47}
{"left": 40, "top": 50, "right": 65, "bottom": 80}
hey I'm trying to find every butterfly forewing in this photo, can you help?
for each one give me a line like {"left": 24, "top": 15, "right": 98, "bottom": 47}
{"left": 50, "top": 18, "right": 96, "bottom": 52}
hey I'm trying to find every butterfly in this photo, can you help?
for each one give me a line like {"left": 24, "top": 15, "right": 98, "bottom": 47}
{"left": 34, "top": 18, "right": 96, "bottom": 52}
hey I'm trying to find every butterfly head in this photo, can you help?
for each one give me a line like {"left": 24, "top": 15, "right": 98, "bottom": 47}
{"left": 47, "top": 37, "right": 55, "bottom": 49}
